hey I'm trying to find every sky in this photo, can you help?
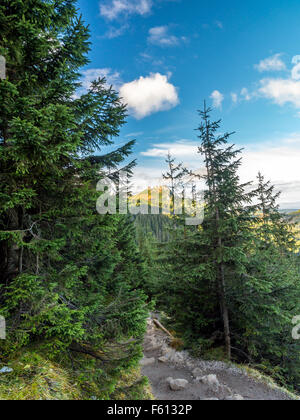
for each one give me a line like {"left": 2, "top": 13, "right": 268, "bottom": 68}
{"left": 77, "top": 0, "right": 300, "bottom": 208}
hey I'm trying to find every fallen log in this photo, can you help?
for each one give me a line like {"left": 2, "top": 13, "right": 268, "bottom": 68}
{"left": 153, "top": 318, "right": 174, "bottom": 338}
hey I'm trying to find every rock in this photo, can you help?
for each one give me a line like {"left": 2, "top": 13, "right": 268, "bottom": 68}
{"left": 205, "top": 398, "right": 219, "bottom": 400}
{"left": 144, "top": 336, "right": 162, "bottom": 352}
{"left": 225, "top": 394, "right": 244, "bottom": 400}
{"left": 145, "top": 344, "right": 161, "bottom": 352}
{"left": 158, "top": 356, "right": 168, "bottom": 363}
{"left": 140, "top": 357, "right": 155, "bottom": 367}
{"left": 186, "top": 361, "right": 195, "bottom": 369}
{"left": 199, "top": 374, "right": 220, "bottom": 392}
{"left": 160, "top": 345, "right": 170, "bottom": 356}
{"left": 0, "top": 367, "right": 13, "bottom": 374}
{"left": 168, "top": 378, "right": 189, "bottom": 391}
{"left": 192, "top": 367, "right": 203, "bottom": 378}
{"left": 167, "top": 350, "right": 185, "bottom": 365}
{"left": 146, "top": 318, "right": 153, "bottom": 326}
{"left": 163, "top": 348, "right": 176, "bottom": 361}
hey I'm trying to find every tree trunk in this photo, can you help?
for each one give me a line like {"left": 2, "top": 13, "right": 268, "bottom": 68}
{"left": 218, "top": 263, "right": 231, "bottom": 360}
{"left": 1, "top": 209, "right": 21, "bottom": 284}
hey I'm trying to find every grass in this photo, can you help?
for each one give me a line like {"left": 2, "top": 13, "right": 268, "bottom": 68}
{"left": 112, "top": 368, "right": 154, "bottom": 400}
{"left": 0, "top": 349, "right": 154, "bottom": 401}
{"left": 239, "top": 364, "right": 300, "bottom": 400}
{"left": 0, "top": 351, "right": 81, "bottom": 400}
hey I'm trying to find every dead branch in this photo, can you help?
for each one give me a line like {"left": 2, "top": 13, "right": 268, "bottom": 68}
{"left": 153, "top": 319, "right": 174, "bottom": 338}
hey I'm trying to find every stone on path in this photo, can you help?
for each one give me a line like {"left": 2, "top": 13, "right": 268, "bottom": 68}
{"left": 140, "top": 357, "right": 155, "bottom": 367}
{"left": 167, "top": 377, "right": 189, "bottom": 391}
{"left": 225, "top": 394, "right": 244, "bottom": 400}
{"left": 158, "top": 356, "right": 169, "bottom": 363}
{"left": 199, "top": 374, "right": 220, "bottom": 393}
{"left": 192, "top": 367, "right": 203, "bottom": 378}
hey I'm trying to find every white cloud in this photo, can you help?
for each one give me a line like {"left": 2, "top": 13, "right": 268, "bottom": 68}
{"left": 148, "top": 26, "right": 186, "bottom": 47}
{"left": 119, "top": 73, "right": 179, "bottom": 119}
{"left": 291, "top": 63, "right": 300, "bottom": 80}
{"left": 240, "top": 87, "right": 252, "bottom": 101}
{"left": 256, "top": 55, "right": 300, "bottom": 109}
{"left": 291, "top": 58, "right": 300, "bottom": 80}
{"left": 100, "top": 0, "right": 152, "bottom": 20}
{"left": 81, "top": 68, "right": 122, "bottom": 90}
{"left": 255, "top": 53, "right": 286, "bottom": 72}
{"left": 140, "top": 52, "right": 164, "bottom": 67}
{"left": 210, "top": 90, "right": 224, "bottom": 109}
{"left": 292, "top": 55, "right": 300, "bottom": 65}
{"left": 78, "top": 70, "right": 179, "bottom": 119}
{"left": 233, "top": 54, "right": 300, "bottom": 110}
{"left": 125, "top": 131, "right": 144, "bottom": 138}
{"left": 259, "top": 78, "right": 300, "bottom": 107}
{"left": 141, "top": 140, "right": 198, "bottom": 158}
{"left": 103, "top": 25, "right": 129, "bottom": 39}
{"left": 231, "top": 93, "right": 238, "bottom": 103}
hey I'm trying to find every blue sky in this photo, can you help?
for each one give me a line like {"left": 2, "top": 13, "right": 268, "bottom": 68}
{"left": 77, "top": 0, "right": 300, "bottom": 207}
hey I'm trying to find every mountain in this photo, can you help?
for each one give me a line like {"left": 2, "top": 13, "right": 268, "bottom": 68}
{"left": 129, "top": 186, "right": 201, "bottom": 216}
{"left": 285, "top": 210, "right": 300, "bottom": 224}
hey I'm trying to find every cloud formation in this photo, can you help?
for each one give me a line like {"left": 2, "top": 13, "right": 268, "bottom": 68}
{"left": 258, "top": 56, "right": 300, "bottom": 108}
{"left": 148, "top": 26, "right": 186, "bottom": 47}
{"left": 119, "top": 73, "right": 179, "bottom": 119}
{"left": 259, "top": 78, "right": 300, "bottom": 107}
{"left": 141, "top": 140, "right": 198, "bottom": 158}
{"left": 210, "top": 90, "right": 224, "bottom": 109}
{"left": 103, "top": 24, "right": 129, "bottom": 39}
{"left": 231, "top": 93, "right": 238, "bottom": 103}
{"left": 100, "top": 0, "right": 152, "bottom": 20}
{"left": 233, "top": 54, "right": 300, "bottom": 110}
{"left": 255, "top": 53, "right": 286, "bottom": 72}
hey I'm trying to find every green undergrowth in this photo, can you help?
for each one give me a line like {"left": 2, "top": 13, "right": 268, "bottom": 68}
{"left": 0, "top": 346, "right": 153, "bottom": 401}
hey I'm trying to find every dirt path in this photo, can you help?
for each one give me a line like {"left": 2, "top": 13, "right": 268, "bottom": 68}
{"left": 141, "top": 318, "right": 294, "bottom": 401}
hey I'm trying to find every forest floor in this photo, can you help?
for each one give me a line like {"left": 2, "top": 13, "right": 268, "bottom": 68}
{"left": 141, "top": 318, "right": 297, "bottom": 401}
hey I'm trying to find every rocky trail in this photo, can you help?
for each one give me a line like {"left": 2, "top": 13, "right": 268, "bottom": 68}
{"left": 141, "top": 318, "right": 294, "bottom": 401}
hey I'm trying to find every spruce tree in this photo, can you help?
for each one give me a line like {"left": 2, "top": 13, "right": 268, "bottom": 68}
{"left": 197, "top": 105, "right": 255, "bottom": 359}
{"left": 255, "top": 172, "right": 296, "bottom": 249}
{"left": 163, "top": 152, "right": 187, "bottom": 216}
{"left": 0, "top": 0, "right": 148, "bottom": 389}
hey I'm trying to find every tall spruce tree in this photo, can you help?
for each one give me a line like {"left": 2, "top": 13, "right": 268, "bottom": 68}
{"left": 0, "top": 0, "right": 148, "bottom": 391}
{"left": 197, "top": 105, "right": 255, "bottom": 359}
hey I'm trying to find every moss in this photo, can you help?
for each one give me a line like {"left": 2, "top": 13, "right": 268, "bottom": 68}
{"left": 0, "top": 344, "right": 154, "bottom": 401}
{"left": 0, "top": 351, "right": 82, "bottom": 400}
{"left": 112, "top": 367, "right": 154, "bottom": 400}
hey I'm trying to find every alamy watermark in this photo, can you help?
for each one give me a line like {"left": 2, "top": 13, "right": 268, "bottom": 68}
{"left": 0, "top": 55, "right": 6, "bottom": 80}
{"left": 96, "top": 171, "right": 204, "bottom": 226}
{"left": 0, "top": 316, "right": 6, "bottom": 340}
{"left": 292, "top": 316, "right": 300, "bottom": 340}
